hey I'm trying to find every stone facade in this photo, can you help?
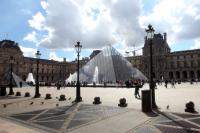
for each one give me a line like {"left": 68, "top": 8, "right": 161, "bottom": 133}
{"left": 1, "top": 37, "right": 200, "bottom": 86}
{"left": 0, "top": 40, "right": 79, "bottom": 86}
{"left": 127, "top": 33, "right": 200, "bottom": 81}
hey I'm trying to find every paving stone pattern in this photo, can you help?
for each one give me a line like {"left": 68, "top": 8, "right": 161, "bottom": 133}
{"left": 9, "top": 104, "right": 129, "bottom": 132}
{"left": 132, "top": 112, "right": 200, "bottom": 133}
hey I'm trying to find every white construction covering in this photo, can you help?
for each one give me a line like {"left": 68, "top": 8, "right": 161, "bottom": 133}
{"left": 26, "top": 73, "right": 35, "bottom": 85}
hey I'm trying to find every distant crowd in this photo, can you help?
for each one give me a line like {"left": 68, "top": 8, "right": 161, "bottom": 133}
{"left": 25, "top": 78, "right": 199, "bottom": 89}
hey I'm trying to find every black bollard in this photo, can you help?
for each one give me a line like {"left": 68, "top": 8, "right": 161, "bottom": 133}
{"left": 185, "top": 101, "right": 196, "bottom": 113}
{"left": 93, "top": 97, "right": 102, "bottom": 104}
{"left": 45, "top": 93, "right": 52, "bottom": 99}
{"left": 24, "top": 92, "right": 31, "bottom": 97}
{"left": 15, "top": 92, "right": 21, "bottom": 96}
{"left": 118, "top": 98, "right": 127, "bottom": 107}
{"left": 59, "top": 94, "right": 66, "bottom": 101}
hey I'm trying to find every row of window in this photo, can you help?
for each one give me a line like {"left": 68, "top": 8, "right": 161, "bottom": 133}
{"left": 170, "top": 53, "right": 200, "bottom": 60}
{"left": 169, "top": 70, "right": 200, "bottom": 79}
{"left": 169, "top": 60, "right": 200, "bottom": 69}
{"left": 137, "top": 60, "right": 200, "bottom": 70}
{"left": 33, "top": 74, "right": 67, "bottom": 82}
{"left": 29, "top": 68, "right": 68, "bottom": 74}
{"left": 26, "top": 64, "right": 62, "bottom": 69}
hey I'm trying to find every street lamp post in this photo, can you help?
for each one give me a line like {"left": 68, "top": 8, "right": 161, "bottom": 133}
{"left": 145, "top": 24, "right": 157, "bottom": 109}
{"left": 75, "top": 41, "right": 82, "bottom": 102}
{"left": 34, "top": 50, "right": 41, "bottom": 98}
{"left": 63, "top": 58, "right": 66, "bottom": 88}
{"left": 8, "top": 56, "right": 14, "bottom": 95}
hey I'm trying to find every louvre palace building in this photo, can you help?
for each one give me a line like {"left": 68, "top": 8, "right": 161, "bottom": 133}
{"left": 1, "top": 32, "right": 200, "bottom": 86}
{"left": 0, "top": 40, "right": 90, "bottom": 86}
{"left": 127, "top": 33, "right": 200, "bottom": 81}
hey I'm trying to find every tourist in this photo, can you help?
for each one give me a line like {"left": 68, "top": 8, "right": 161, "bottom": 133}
{"left": 134, "top": 80, "right": 141, "bottom": 99}
{"left": 19, "top": 81, "right": 22, "bottom": 88}
{"left": 165, "top": 80, "right": 168, "bottom": 88}
{"left": 171, "top": 80, "right": 175, "bottom": 88}
{"left": 195, "top": 78, "right": 198, "bottom": 84}
{"left": 190, "top": 79, "right": 194, "bottom": 84}
{"left": 93, "top": 82, "right": 96, "bottom": 87}
{"left": 57, "top": 82, "right": 61, "bottom": 90}
{"left": 125, "top": 80, "right": 130, "bottom": 88}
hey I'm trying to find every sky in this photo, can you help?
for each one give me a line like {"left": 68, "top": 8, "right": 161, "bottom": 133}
{"left": 0, "top": 0, "right": 200, "bottom": 61}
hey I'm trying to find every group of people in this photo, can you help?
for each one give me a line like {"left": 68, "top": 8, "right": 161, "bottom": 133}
{"left": 164, "top": 79, "right": 179, "bottom": 88}
{"left": 123, "top": 80, "right": 145, "bottom": 88}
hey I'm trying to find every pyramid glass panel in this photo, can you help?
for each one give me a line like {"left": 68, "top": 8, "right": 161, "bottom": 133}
{"left": 68, "top": 46, "right": 147, "bottom": 84}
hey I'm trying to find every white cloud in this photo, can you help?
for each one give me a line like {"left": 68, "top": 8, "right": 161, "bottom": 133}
{"left": 41, "top": 1, "right": 48, "bottom": 10}
{"left": 19, "top": 45, "right": 37, "bottom": 58}
{"left": 139, "top": 0, "right": 200, "bottom": 44}
{"left": 49, "top": 52, "right": 63, "bottom": 61}
{"left": 25, "top": 0, "right": 200, "bottom": 51}
{"left": 191, "top": 38, "right": 200, "bottom": 49}
{"left": 26, "top": 0, "right": 144, "bottom": 50}
{"left": 23, "top": 31, "right": 38, "bottom": 43}
{"left": 28, "top": 12, "right": 45, "bottom": 31}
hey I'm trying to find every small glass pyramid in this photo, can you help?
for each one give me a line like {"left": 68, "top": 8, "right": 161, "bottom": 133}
{"left": 68, "top": 45, "right": 147, "bottom": 84}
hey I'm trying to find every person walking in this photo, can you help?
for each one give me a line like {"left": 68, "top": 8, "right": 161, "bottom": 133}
{"left": 134, "top": 80, "right": 141, "bottom": 99}
{"left": 171, "top": 80, "right": 175, "bottom": 88}
{"left": 165, "top": 80, "right": 168, "bottom": 88}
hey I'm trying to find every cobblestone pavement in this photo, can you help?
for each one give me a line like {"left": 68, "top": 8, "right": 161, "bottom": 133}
{"left": 4, "top": 103, "right": 130, "bottom": 133}
{"left": 1, "top": 83, "right": 200, "bottom": 132}
{"left": 128, "top": 111, "right": 200, "bottom": 133}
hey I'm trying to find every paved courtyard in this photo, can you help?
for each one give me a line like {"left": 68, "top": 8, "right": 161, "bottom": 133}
{"left": 0, "top": 82, "right": 200, "bottom": 132}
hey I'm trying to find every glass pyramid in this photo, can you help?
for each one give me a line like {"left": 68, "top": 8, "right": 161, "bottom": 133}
{"left": 68, "top": 46, "right": 147, "bottom": 84}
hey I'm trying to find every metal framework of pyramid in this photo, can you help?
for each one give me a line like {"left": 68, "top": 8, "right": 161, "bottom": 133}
{"left": 68, "top": 46, "right": 147, "bottom": 84}
{"left": 2, "top": 71, "right": 29, "bottom": 87}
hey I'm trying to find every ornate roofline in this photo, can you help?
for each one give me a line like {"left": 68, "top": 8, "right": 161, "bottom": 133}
{"left": 0, "top": 39, "right": 22, "bottom": 52}
{"left": 171, "top": 49, "right": 200, "bottom": 55}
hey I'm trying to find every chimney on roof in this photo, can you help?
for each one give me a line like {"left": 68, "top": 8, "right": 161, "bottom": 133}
{"left": 164, "top": 32, "right": 167, "bottom": 42}
{"left": 63, "top": 58, "right": 66, "bottom": 62}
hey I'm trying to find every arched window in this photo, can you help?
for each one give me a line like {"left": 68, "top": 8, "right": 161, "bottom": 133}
{"left": 197, "top": 70, "right": 200, "bottom": 80}
{"left": 169, "top": 72, "right": 174, "bottom": 79}
{"left": 182, "top": 71, "right": 187, "bottom": 79}
{"left": 190, "top": 71, "right": 195, "bottom": 79}
{"left": 176, "top": 71, "right": 180, "bottom": 79}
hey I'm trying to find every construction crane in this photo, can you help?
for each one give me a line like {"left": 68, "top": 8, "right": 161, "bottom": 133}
{"left": 125, "top": 44, "right": 142, "bottom": 56}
